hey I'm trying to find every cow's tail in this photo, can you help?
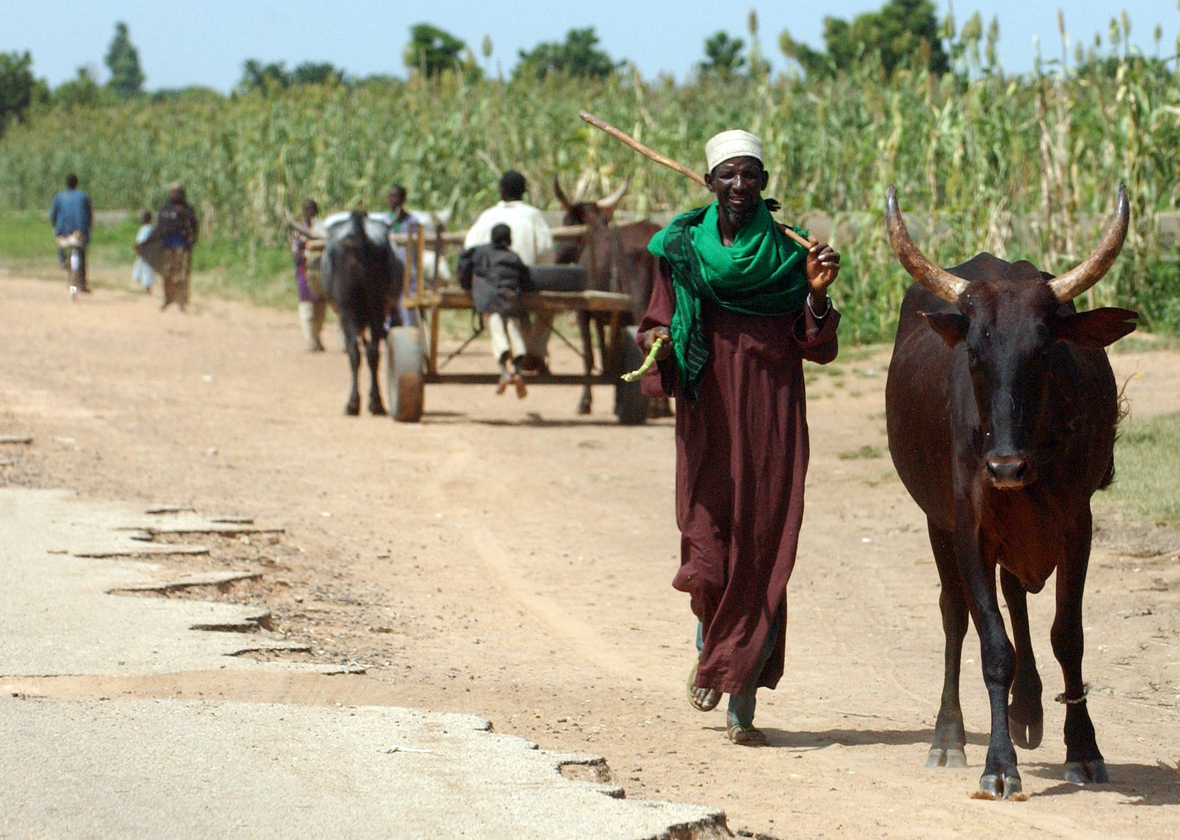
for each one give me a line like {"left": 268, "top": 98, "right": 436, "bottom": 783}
{"left": 1101, "top": 372, "right": 1137, "bottom": 490}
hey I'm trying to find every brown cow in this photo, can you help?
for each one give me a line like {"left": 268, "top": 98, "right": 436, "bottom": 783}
{"left": 553, "top": 176, "right": 668, "bottom": 417}
{"left": 885, "top": 185, "right": 1137, "bottom": 799}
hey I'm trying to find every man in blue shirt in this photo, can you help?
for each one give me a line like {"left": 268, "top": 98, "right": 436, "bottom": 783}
{"left": 49, "top": 173, "right": 93, "bottom": 292}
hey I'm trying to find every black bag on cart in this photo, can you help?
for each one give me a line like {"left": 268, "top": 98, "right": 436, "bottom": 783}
{"left": 529, "top": 265, "right": 587, "bottom": 293}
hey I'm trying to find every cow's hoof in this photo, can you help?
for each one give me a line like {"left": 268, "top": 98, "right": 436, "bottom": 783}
{"left": 1064, "top": 760, "right": 1109, "bottom": 785}
{"left": 926, "top": 747, "right": 967, "bottom": 768}
{"left": 345, "top": 399, "right": 360, "bottom": 416}
{"left": 1009, "top": 715, "right": 1043, "bottom": 750}
{"left": 973, "top": 773, "right": 1026, "bottom": 801}
{"left": 369, "top": 401, "right": 387, "bottom": 416}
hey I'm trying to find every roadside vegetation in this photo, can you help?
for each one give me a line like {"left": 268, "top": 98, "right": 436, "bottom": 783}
{"left": 1104, "top": 412, "right": 1180, "bottom": 525}
{"left": 0, "top": 4, "right": 1177, "bottom": 340}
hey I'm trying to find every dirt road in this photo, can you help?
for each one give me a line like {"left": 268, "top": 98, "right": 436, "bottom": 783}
{"left": 2, "top": 273, "right": 1178, "bottom": 838}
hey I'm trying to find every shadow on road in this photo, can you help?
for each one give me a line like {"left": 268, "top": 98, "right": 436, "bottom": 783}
{"left": 1025, "top": 761, "right": 1180, "bottom": 806}
{"left": 703, "top": 725, "right": 990, "bottom": 750}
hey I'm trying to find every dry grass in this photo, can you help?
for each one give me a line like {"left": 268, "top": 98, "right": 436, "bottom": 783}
{"left": 1102, "top": 412, "right": 1180, "bottom": 525}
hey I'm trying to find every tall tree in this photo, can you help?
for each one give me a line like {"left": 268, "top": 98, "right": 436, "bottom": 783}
{"left": 700, "top": 31, "right": 746, "bottom": 77}
{"left": 238, "top": 60, "right": 290, "bottom": 94}
{"left": 780, "top": 0, "right": 949, "bottom": 78}
{"left": 515, "top": 28, "right": 620, "bottom": 81}
{"left": 53, "top": 66, "right": 103, "bottom": 108}
{"left": 403, "top": 24, "right": 468, "bottom": 77}
{"left": 236, "top": 60, "right": 347, "bottom": 94}
{"left": 104, "top": 21, "right": 145, "bottom": 98}
{"left": 290, "top": 62, "right": 346, "bottom": 86}
{"left": 0, "top": 51, "right": 37, "bottom": 132}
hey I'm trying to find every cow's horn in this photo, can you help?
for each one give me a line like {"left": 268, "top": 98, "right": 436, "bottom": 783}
{"left": 552, "top": 176, "right": 573, "bottom": 210}
{"left": 596, "top": 176, "right": 630, "bottom": 212}
{"left": 1048, "top": 185, "right": 1129, "bottom": 303}
{"left": 885, "top": 184, "right": 968, "bottom": 305}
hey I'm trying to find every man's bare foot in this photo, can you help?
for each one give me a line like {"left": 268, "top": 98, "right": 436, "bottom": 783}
{"left": 690, "top": 685, "right": 722, "bottom": 711}
{"left": 686, "top": 659, "right": 721, "bottom": 711}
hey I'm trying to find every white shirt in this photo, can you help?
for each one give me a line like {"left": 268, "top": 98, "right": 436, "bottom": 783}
{"left": 463, "top": 200, "right": 554, "bottom": 267}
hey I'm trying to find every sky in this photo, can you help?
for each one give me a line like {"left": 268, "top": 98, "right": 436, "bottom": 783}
{"left": 3, "top": 1, "right": 1177, "bottom": 91}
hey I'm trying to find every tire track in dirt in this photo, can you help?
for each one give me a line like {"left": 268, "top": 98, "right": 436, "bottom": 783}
{"left": 412, "top": 432, "right": 649, "bottom": 685}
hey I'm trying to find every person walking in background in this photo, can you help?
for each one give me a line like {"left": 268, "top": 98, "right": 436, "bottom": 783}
{"left": 292, "top": 198, "right": 328, "bottom": 351}
{"left": 154, "top": 183, "right": 199, "bottom": 312}
{"left": 385, "top": 185, "right": 420, "bottom": 327}
{"left": 49, "top": 173, "right": 93, "bottom": 293}
{"left": 463, "top": 170, "right": 555, "bottom": 373}
{"left": 132, "top": 211, "right": 157, "bottom": 293}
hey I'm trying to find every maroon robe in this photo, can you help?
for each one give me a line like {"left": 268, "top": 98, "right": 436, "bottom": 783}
{"left": 639, "top": 257, "right": 839, "bottom": 696}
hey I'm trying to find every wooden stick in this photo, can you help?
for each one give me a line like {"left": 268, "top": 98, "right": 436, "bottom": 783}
{"left": 579, "top": 110, "right": 708, "bottom": 189}
{"left": 578, "top": 110, "right": 814, "bottom": 249}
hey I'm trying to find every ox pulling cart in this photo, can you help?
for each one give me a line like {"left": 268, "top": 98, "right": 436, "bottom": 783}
{"left": 384, "top": 224, "right": 649, "bottom": 425}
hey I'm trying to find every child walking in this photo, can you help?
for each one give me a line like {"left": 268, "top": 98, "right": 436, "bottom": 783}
{"left": 132, "top": 211, "right": 157, "bottom": 293}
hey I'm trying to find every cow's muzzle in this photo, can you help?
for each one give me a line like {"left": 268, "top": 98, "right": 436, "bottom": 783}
{"left": 985, "top": 455, "right": 1035, "bottom": 489}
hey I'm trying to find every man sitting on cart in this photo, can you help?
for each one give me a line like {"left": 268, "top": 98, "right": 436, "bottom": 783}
{"left": 457, "top": 224, "right": 534, "bottom": 399}
{"left": 463, "top": 170, "right": 554, "bottom": 373}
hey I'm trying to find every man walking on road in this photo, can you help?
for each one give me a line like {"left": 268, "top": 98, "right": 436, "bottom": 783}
{"left": 386, "top": 185, "right": 421, "bottom": 328}
{"left": 155, "top": 183, "right": 199, "bottom": 312}
{"left": 637, "top": 129, "right": 841, "bottom": 745}
{"left": 49, "top": 173, "right": 93, "bottom": 292}
{"left": 292, "top": 198, "right": 327, "bottom": 351}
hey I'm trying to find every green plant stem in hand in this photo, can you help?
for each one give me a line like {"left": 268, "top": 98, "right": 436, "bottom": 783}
{"left": 621, "top": 336, "right": 664, "bottom": 382}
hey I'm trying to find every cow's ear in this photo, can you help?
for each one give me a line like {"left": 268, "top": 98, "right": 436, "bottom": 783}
{"left": 1053, "top": 307, "right": 1138, "bottom": 348}
{"left": 921, "top": 311, "right": 969, "bottom": 347}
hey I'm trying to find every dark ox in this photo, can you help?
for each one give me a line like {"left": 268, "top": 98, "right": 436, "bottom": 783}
{"left": 553, "top": 177, "right": 667, "bottom": 416}
{"left": 319, "top": 212, "right": 404, "bottom": 415}
{"left": 884, "top": 185, "right": 1137, "bottom": 800}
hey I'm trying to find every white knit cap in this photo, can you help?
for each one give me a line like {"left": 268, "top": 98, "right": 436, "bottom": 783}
{"left": 704, "top": 130, "right": 763, "bottom": 172}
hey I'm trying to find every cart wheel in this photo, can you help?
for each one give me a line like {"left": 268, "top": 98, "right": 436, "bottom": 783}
{"left": 614, "top": 326, "right": 649, "bottom": 426}
{"left": 386, "top": 326, "right": 424, "bottom": 423}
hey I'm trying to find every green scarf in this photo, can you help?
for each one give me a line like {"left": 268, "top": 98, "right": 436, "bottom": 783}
{"left": 647, "top": 199, "right": 810, "bottom": 401}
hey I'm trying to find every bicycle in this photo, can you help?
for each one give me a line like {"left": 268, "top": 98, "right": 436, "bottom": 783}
{"left": 54, "top": 232, "right": 87, "bottom": 300}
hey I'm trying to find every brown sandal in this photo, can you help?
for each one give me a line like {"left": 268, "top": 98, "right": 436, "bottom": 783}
{"left": 727, "top": 724, "right": 767, "bottom": 746}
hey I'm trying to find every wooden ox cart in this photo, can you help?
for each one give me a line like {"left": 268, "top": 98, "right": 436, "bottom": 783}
{"left": 384, "top": 224, "right": 648, "bottom": 425}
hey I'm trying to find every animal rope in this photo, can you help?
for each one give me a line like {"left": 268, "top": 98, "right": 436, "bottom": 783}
{"left": 620, "top": 336, "right": 665, "bottom": 383}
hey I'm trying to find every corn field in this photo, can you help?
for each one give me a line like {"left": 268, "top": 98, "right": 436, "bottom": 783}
{"left": 1, "top": 52, "right": 1177, "bottom": 340}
